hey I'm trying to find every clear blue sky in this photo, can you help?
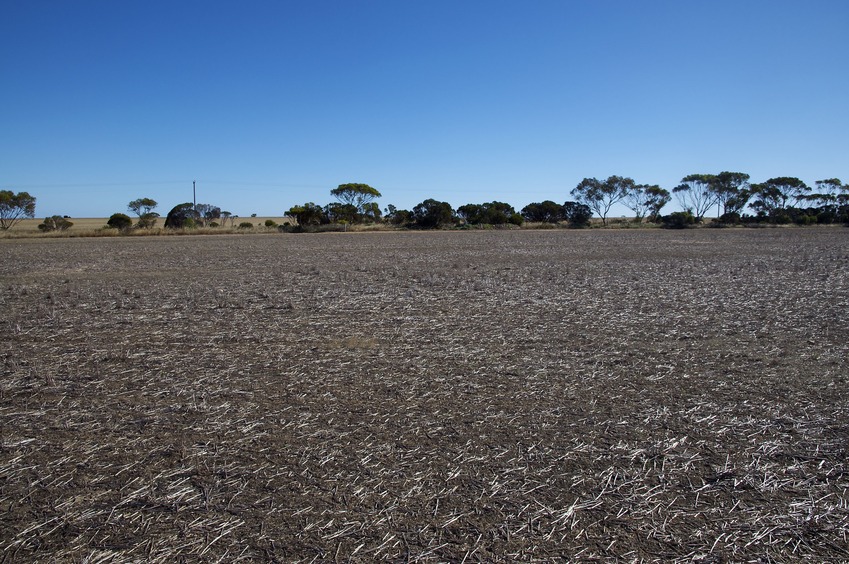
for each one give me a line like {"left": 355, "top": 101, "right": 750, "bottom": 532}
{"left": 2, "top": 0, "right": 848, "bottom": 218}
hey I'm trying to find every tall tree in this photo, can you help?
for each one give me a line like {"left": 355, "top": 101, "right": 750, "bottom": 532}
{"left": 0, "top": 190, "right": 36, "bottom": 230}
{"left": 711, "top": 172, "right": 751, "bottom": 216}
{"left": 128, "top": 197, "right": 158, "bottom": 217}
{"left": 330, "top": 183, "right": 381, "bottom": 220}
{"left": 673, "top": 174, "right": 718, "bottom": 221}
{"left": 622, "top": 184, "right": 670, "bottom": 222}
{"left": 570, "top": 176, "right": 634, "bottom": 225}
{"left": 750, "top": 177, "right": 810, "bottom": 215}
{"left": 809, "top": 178, "right": 846, "bottom": 206}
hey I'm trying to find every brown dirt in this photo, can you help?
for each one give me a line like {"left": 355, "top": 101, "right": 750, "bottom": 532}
{"left": 1, "top": 228, "right": 848, "bottom": 562}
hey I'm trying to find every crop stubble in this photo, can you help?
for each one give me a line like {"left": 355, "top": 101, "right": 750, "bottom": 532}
{"left": 1, "top": 228, "right": 848, "bottom": 561}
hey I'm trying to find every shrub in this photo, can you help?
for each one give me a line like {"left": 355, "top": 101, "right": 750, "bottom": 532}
{"left": 661, "top": 211, "right": 696, "bottom": 229}
{"left": 107, "top": 213, "right": 133, "bottom": 231}
{"left": 38, "top": 215, "right": 74, "bottom": 232}
{"left": 716, "top": 212, "right": 741, "bottom": 226}
{"left": 136, "top": 212, "right": 159, "bottom": 229}
{"left": 264, "top": 219, "right": 278, "bottom": 228}
{"left": 238, "top": 222, "right": 254, "bottom": 229}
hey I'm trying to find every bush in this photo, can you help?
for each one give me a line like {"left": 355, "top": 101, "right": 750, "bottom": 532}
{"left": 719, "top": 212, "right": 741, "bottom": 225}
{"left": 563, "top": 201, "right": 592, "bottom": 228}
{"left": 238, "top": 222, "right": 254, "bottom": 229}
{"left": 38, "top": 215, "right": 74, "bottom": 232}
{"left": 136, "top": 212, "right": 159, "bottom": 229}
{"left": 264, "top": 219, "right": 278, "bottom": 228}
{"left": 107, "top": 213, "right": 133, "bottom": 231}
{"left": 661, "top": 211, "right": 696, "bottom": 229}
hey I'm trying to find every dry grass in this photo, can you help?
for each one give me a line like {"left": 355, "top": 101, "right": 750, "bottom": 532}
{"left": 2, "top": 217, "right": 294, "bottom": 238}
{"left": 1, "top": 228, "right": 848, "bottom": 561}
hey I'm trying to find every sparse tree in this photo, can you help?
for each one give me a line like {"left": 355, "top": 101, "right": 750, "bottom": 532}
{"left": 128, "top": 197, "right": 159, "bottom": 228}
{"left": 571, "top": 176, "right": 634, "bottom": 225}
{"left": 0, "top": 190, "right": 36, "bottom": 230}
{"left": 673, "top": 174, "right": 718, "bottom": 221}
{"left": 385, "top": 205, "right": 412, "bottom": 225}
{"left": 128, "top": 197, "right": 157, "bottom": 217}
{"left": 623, "top": 184, "right": 670, "bottom": 222}
{"left": 194, "top": 203, "right": 221, "bottom": 227}
{"left": 361, "top": 202, "right": 382, "bottom": 223}
{"left": 136, "top": 213, "right": 159, "bottom": 228}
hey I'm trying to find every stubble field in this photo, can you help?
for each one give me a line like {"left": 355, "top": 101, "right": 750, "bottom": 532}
{"left": 1, "top": 228, "right": 848, "bottom": 562}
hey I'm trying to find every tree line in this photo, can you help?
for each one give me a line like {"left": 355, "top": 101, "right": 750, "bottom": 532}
{"left": 2, "top": 174, "right": 848, "bottom": 232}
{"left": 286, "top": 175, "right": 849, "bottom": 230}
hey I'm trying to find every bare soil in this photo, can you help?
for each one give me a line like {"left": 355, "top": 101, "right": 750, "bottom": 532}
{"left": 1, "top": 228, "right": 848, "bottom": 562}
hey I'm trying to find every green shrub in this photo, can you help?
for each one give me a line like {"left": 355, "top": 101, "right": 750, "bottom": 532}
{"left": 661, "top": 211, "right": 696, "bottom": 229}
{"left": 238, "top": 222, "right": 254, "bottom": 229}
{"left": 264, "top": 219, "right": 278, "bottom": 228}
{"left": 107, "top": 213, "right": 133, "bottom": 231}
{"left": 136, "top": 212, "right": 159, "bottom": 229}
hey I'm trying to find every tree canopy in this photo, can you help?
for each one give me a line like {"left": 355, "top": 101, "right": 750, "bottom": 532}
{"left": 0, "top": 190, "right": 36, "bottom": 230}
{"left": 164, "top": 203, "right": 201, "bottom": 228}
{"left": 521, "top": 200, "right": 564, "bottom": 223}
{"left": 622, "top": 184, "right": 670, "bottom": 221}
{"left": 673, "top": 174, "right": 718, "bottom": 221}
{"left": 571, "top": 176, "right": 634, "bottom": 225}
{"left": 128, "top": 197, "right": 158, "bottom": 217}
{"left": 412, "top": 199, "right": 454, "bottom": 228}
{"left": 330, "top": 183, "right": 381, "bottom": 212}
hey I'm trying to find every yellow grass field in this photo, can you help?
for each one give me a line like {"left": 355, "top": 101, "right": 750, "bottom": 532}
{"left": 4, "top": 217, "right": 294, "bottom": 236}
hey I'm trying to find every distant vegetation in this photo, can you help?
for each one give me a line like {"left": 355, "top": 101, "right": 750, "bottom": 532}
{"left": 3, "top": 174, "right": 849, "bottom": 236}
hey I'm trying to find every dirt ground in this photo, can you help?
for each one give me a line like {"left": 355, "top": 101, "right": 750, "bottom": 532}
{"left": 1, "top": 228, "right": 848, "bottom": 562}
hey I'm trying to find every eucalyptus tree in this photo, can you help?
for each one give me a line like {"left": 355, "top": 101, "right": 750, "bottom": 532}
{"left": 571, "top": 176, "right": 634, "bottom": 225}
{"left": 0, "top": 190, "right": 36, "bottom": 230}
{"left": 330, "top": 183, "right": 381, "bottom": 220}
{"left": 750, "top": 177, "right": 810, "bottom": 216}
{"left": 711, "top": 172, "right": 751, "bottom": 216}
{"left": 672, "top": 174, "right": 718, "bottom": 221}
{"left": 622, "top": 184, "right": 670, "bottom": 222}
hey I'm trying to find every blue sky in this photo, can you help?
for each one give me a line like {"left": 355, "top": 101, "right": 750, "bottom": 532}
{"left": 2, "top": 0, "right": 848, "bottom": 218}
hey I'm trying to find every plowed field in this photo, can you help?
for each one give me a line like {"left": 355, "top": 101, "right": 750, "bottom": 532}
{"left": 2, "top": 228, "right": 848, "bottom": 561}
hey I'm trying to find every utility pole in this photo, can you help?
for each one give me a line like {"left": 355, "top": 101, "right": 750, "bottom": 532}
{"left": 193, "top": 180, "right": 196, "bottom": 210}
